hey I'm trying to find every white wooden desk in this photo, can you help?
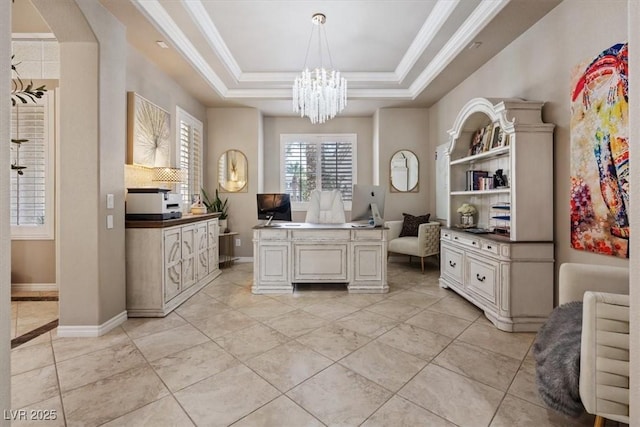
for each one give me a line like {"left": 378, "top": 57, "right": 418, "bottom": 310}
{"left": 252, "top": 223, "right": 388, "bottom": 294}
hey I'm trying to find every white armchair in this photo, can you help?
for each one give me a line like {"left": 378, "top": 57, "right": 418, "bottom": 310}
{"left": 558, "top": 263, "right": 629, "bottom": 427}
{"left": 385, "top": 220, "right": 440, "bottom": 273}
{"left": 305, "top": 189, "right": 346, "bottom": 224}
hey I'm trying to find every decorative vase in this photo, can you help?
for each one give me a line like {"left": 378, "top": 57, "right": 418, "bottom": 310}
{"left": 218, "top": 219, "right": 227, "bottom": 234}
{"left": 461, "top": 213, "right": 474, "bottom": 227}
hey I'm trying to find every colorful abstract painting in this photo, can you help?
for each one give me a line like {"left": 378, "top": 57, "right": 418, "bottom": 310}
{"left": 570, "top": 42, "right": 629, "bottom": 258}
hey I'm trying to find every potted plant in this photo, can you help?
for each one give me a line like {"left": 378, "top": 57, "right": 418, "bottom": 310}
{"left": 202, "top": 188, "right": 228, "bottom": 233}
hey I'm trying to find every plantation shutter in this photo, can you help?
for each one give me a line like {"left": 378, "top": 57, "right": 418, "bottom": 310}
{"left": 177, "top": 108, "right": 203, "bottom": 208}
{"left": 10, "top": 103, "right": 46, "bottom": 227}
{"left": 281, "top": 134, "right": 356, "bottom": 204}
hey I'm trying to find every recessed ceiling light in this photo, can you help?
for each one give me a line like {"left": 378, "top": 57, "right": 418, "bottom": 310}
{"left": 156, "top": 40, "right": 169, "bottom": 49}
{"left": 468, "top": 41, "right": 482, "bottom": 50}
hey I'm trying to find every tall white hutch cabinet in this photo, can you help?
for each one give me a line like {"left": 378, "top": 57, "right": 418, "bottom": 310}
{"left": 439, "top": 98, "right": 555, "bottom": 332}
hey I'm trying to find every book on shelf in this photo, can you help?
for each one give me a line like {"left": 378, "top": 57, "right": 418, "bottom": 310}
{"left": 466, "top": 170, "right": 489, "bottom": 191}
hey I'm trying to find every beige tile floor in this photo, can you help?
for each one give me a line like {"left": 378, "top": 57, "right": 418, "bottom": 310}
{"left": 10, "top": 261, "right": 626, "bottom": 426}
{"left": 11, "top": 292, "right": 59, "bottom": 339}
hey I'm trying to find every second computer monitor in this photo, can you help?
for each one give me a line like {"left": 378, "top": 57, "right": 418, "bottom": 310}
{"left": 351, "top": 184, "right": 386, "bottom": 226}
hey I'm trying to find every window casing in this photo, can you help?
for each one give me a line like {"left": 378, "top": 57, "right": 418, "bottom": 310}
{"left": 177, "top": 107, "right": 203, "bottom": 210}
{"left": 280, "top": 134, "right": 357, "bottom": 211}
{"left": 10, "top": 93, "right": 54, "bottom": 239}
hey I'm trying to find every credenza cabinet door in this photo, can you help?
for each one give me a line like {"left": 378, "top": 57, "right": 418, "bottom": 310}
{"left": 163, "top": 228, "right": 182, "bottom": 303}
{"left": 181, "top": 224, "right": 196, "bottom": 290}
{"left": 207, "top": 220, "right": 219, "bottom": 274}
{"left": 195, "top": 222, "right": 209, "bottom": 281}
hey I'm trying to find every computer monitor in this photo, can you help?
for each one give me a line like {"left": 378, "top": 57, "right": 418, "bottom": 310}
{"left": 257, "top": 193, "right": 292, "bottom": 226}
{"left": 350, "top": 184, "right": 386, "bottom": 226}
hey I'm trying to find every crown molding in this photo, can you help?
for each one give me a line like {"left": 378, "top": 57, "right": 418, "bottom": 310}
{"left": 394, "top": 0, "right": 459, "bottom": 83}
{"left": 11, "top": 33, "right": 56, "bottom": 40}
{"left": 131, "top": 0, "right": 229, "bottom": 97}
{"left": 183, "top": 0, "right": 242, "bottom": 83}
{"left": 409, "top": 0, "right": 511, "bottom": 97}
{"left": 131, "top": 0, "right": 511, "bottom": 104}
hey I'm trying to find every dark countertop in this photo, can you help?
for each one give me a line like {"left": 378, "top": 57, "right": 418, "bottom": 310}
{"left": 126, "top": 212, "right": 220, "bottom": 229}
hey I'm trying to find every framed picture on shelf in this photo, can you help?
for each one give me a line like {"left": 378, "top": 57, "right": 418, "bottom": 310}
{"left": 480, "top": 124, "right": 493, "bottom": 153}
{"left": 469, "top": 128, "right": 483, "bottom": 156}
{"left": 490, "top": 126, "right": 504, "bottom": 149}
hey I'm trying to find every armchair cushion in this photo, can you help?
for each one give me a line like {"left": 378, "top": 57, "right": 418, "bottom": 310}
{"left": 399, "top": 212, "right": 430, "bottom": 237}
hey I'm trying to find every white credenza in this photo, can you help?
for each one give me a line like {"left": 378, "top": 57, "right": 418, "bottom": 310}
{"left": 440, "top": 228, "right": 554, "bottom": 332}
{"left": 252, "top": 224, "right": 388, "bottom": 294}
{"left": 126, "top": 214, "right": 221, "bottom": 317}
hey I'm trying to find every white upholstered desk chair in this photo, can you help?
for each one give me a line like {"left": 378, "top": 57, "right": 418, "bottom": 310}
{"left": 558, "top": 263, "right": 629, "bottom": 427}
{"left": 305, "top": 189, "right": 346, "bottom": 224}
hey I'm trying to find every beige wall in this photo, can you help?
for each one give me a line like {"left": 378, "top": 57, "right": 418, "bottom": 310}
{"left": 428, "top": 0, "right": 628, "bottom": 273}
{"left": 127, "top": 46, "right": 207, "bottom": 166}
{"left": 377, "top": 108, "right": 430, "bottom": 221}
{"left": 207, "top": 108, "right": 262, "bottom": 258}
{"left": 11, "top": 241, "right": 55, "bottom": 283}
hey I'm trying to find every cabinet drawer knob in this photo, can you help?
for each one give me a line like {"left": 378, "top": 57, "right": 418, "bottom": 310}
{"left": 454, "top": 236, "right": 459, "bottom": 240}
{"left": 476, "top": 273, "right": 486, "bottom": 282}
{"left": 487, "top": 245, "right": 492, "bottom": 249}
{"left": 449, "top": 260, "right": 456, "bottom": 268}
{"left": 472, "top": 241, "right": 477, "bottom": 245}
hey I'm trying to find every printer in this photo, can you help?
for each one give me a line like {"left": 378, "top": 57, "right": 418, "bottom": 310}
{"left": 126, "top": 188, "right": 182, "bottom": 220}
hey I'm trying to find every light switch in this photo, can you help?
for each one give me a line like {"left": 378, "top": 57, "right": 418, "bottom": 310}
{"left": 107, "top": 194, "right": 114, "bottom": 209}
{"left": 107, "top": 215, "right": 114, "bottom": 229}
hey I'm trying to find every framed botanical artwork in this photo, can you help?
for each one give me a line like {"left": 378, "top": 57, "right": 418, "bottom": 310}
{"left": 127, "top": 92, "right": 170, "bottom": 167}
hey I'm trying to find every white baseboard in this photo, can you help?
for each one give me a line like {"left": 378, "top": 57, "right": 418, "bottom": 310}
{"left": 235, "top": 257, "right": 253, "bottom": 263}
{"left": 11, "top": 283, "right": 57, "bottom": 292}
{"left": 56, "top": 310, "right": 127, "bottom": 337}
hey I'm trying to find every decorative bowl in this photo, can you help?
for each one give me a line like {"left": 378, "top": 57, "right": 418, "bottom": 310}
{"left": 191, "top": 206, "right": 206, "bottom": 215}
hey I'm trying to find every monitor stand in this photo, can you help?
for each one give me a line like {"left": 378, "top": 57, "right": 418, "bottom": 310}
{"left": 264, "top": 215, "right": 275, "bottom": 227}
{"left": 370, "top": 203, "right": 384, "bottom": 227}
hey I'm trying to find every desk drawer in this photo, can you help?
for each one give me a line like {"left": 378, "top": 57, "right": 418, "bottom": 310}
{"left": 352, "top": 229, "right": 383, "bottom": 241}
{"left": 481, "top": 240, "right": 499, "bottom": 255}
{"left": 465, "top": 254, "right": 498, "bottom": 304}
{"left": 257, "top": 229, "right": 288, "bottom": 240}
{"left": 292, "top": 229, "right": 350, "bottom": 241}
{"left": 451, "top": 233, "right": 480, "bottom": 249}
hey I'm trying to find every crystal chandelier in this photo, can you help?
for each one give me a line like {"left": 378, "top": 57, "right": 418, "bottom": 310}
{"left": 293, "top": 13, "right": 347, "bottom": 124}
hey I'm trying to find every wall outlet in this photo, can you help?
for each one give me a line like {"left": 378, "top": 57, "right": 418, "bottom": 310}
{"left": 235, "top": 238, "right": 241, "bottom": 247}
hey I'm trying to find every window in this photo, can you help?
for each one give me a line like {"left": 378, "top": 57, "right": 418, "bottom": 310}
{"left": 280, "top": 134, "right": 357, "bottom": 210}
{"left": 10, "top": 93, "right": 54, "bottom": 239}
{"left": 177, "top": 107, "right": 203, "bottom": 209}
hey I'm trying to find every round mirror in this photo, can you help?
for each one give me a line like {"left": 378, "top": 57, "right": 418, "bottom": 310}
{"left": 218, "top": 150, "right": 248, "bottom": 192}
{"left": 390, "top": 150, "right": 419, "bottom": 192}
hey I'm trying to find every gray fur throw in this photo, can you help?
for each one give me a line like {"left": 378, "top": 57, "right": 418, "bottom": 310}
{"left": 532, "top": 301, "right": 585, "bottom": 417}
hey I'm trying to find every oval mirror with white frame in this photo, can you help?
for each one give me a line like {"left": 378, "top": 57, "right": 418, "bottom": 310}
{"left": 390, "top": 150, "right": 419, "bottom": 192}
{"left": 218, "top": 149, "right": 248, "bottom": 192}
